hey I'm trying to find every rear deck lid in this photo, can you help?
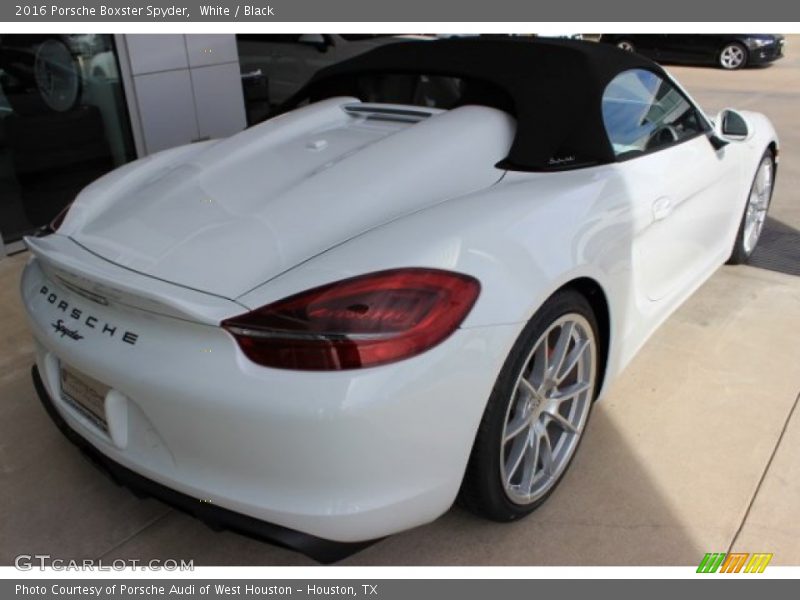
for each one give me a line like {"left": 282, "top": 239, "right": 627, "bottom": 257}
{"left": 61, "top": 98, "right": 515, "bottom": 298}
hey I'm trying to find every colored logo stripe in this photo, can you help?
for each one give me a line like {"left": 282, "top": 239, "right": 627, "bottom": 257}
{"left": 697, "top": 552, "right": 773, "bottom": 573}
{"left": 720, "top": 553, "right": 749, "bottom": 573}
{"left": 744, "top": 553, "right": 773, "bottom": 573}
{"left": 697, "top": 553, "right": 726, "bottom": 573}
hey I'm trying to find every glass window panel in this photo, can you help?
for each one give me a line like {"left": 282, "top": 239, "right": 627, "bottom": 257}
{"left": 602, "top": 68, "right": 704, "bottom": 159}
{"left": 0, "top": 34, "right": 135, "bottom": 244}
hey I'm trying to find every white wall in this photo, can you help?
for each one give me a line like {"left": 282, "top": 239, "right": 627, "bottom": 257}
{"left": 119, "top": 34, "right": 247, "bottom": 156}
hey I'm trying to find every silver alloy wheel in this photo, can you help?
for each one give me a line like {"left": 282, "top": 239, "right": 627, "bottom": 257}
{"left": 742, "top": 156, "right": 773, "bottom": 255}
{"left": 617, "top": 40, "right": 635, "bottom": 52}
{"left": 720, "top": 44, "right": 746, "bottom": 69}
{"left": 500, "top": 313, "right": 596, "bottom": 505}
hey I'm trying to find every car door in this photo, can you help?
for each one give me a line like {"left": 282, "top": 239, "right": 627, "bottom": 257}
{"left": 640, "top": 34, "right": 670, "bottom": 61}
{"left": 656, "top": 34, "right": 692, "bottom": 63}
{"left": 661, "top": 34, "right": 718, "bottom": 65}
{"left": 602, "top": 69, "right": 740, "bottom": 305}
{"left": 623, "top": 35, "right": 662, "bottom": 60}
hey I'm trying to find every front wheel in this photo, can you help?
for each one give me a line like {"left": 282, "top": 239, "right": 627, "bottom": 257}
{"left": 719, "top": 42, "right": 748, "bottom": 69}
{"left": 459, "top": 290, "right": 599, "bottom": 521}
{"left": 727, "top": 150, "right": 775, "bottom": 264}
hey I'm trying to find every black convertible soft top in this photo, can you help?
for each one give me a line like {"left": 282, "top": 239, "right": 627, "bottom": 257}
{"left": 283, "top": 38, "right": 671, "bottom": 171}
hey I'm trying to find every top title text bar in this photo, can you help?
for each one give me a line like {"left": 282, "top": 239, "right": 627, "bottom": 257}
{"left": 2, "top": 0, "right": 799, "bottom": 22}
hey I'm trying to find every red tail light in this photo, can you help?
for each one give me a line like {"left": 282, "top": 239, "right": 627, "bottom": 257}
{"left": 222, "top": 268, "right": 480, "bottom": 370}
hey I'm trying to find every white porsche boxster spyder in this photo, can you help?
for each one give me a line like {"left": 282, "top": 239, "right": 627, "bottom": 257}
{"left": 21, "top": 39, "right": 778, "bottom": 561}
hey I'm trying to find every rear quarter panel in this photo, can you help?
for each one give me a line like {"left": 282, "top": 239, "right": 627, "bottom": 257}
{"left": 238, "top": 165, "right": 638, "bottom": 396}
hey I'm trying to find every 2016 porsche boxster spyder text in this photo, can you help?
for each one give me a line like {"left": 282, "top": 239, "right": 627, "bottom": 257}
{"left": 21, "top": 39, "right": 778, "bottom": 561}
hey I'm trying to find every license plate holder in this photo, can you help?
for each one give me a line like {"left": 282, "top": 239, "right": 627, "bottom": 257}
{"left": 60, "top": 365, "right": 110, "bottom": 433}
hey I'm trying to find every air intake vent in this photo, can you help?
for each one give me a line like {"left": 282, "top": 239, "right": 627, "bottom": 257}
{"left": 342, "top": 103, "right": 441, "bottom": 123}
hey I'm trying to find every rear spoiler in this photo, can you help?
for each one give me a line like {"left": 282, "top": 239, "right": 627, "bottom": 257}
{"left": 24, "top": 235, "right": 245, "bottom": 325}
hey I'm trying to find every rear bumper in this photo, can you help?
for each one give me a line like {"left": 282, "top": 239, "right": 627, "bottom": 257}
{"left": 31, "top": 365, "right": 370, "bottom": 563}
{"left": 21, "top": 253, "right": 521, "bottom": 549}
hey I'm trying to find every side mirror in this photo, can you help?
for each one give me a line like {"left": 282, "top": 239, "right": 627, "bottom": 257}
{"left": 716, "top": 109, "right": 750, "bottom": 140}
{"left": 298, "top": 34, "right": 329, "bottom": 52}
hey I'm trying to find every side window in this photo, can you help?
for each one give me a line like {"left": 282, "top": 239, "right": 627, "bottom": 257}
{"left": 602, "top": 69, "right": 704, "bottom": 159}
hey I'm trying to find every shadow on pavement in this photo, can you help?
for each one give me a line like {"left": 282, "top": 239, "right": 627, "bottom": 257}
{"left": 749, "top": 216, "right": 800, "bottom": 277}
{"left": 342, "top": 407, "right": 701, "bottom": 565}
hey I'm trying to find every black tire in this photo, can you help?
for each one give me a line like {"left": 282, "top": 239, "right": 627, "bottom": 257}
{"left": 459, "top": 289, "right": 601, "bottom": 522}
{"left": 718, "top": 42, "right": 748, "bottom": 70}
{"left": 727, "top": 149, "right": 775, "bottom": 265}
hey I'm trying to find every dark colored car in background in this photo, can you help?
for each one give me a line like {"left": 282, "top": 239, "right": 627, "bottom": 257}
{"left": 599, "top": 34, "right": 785, "bottom": 70}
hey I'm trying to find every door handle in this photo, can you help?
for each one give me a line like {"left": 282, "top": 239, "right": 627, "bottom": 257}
{"left": 652, "top": 196, "right": 673, "bottom": 221}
